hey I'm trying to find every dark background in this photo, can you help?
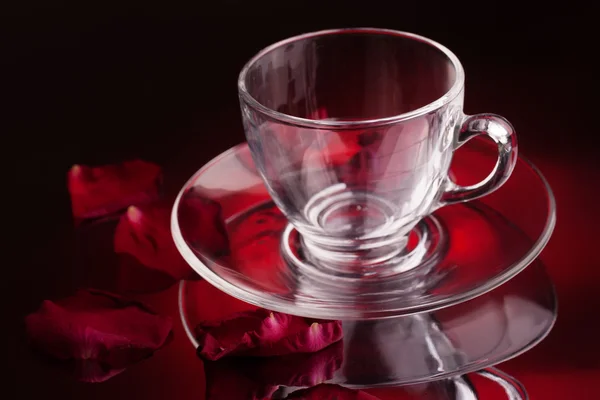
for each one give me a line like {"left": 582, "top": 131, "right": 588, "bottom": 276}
{"left": 4, "top": 1, "right": 599, "bottom": 398}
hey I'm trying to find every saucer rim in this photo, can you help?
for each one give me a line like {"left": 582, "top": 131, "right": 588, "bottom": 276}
{"left": 171, "top": 142, "right": 556, "bottom": 319}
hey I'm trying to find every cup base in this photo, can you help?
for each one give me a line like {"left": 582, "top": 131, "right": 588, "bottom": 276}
{"left": 297, "top": 182, "right": 428, "bottom": 269}
{"left": 281, "top": 215, "right": 448, "bottom": 291}
{"left": 303, "top": 183, "right": 401, "bottom": 238}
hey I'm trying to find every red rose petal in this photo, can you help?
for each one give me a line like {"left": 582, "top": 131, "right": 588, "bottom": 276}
{"left": 73, "top": 360, "right": 126, "bottom": 383}
{"left": 25, "top": 289, "right": 172, "bottom": 382}
{"left": 204, "top": 341, "right": 343, "bottom": 399}
{"left": 195, "top": 308, "right": 343, "bottom": 361}
{"left": 68, "top": 160, "right": 162, "bottom": 223}
{"left": 247, "top": 339, "right": 344, "bottom": 387}
{"left": 229, "top": 204, "right": 287, "bottom": 249}
{"left": 113, "top": 202, "right": 200, "bottom": 282}
{"left": 225, "top": 204, "right": 289, "bottom": 294}
{"left": 284, "top": 383, "right": 382, "bottom": 400}
{"left": 32, "top": 354, "right": 128, "bottom": 383}
{"left": 115, "top": 254, "right": 179, "bottom": 294}
{"left": 177, "top": 191, "right": 230, "bottom": 258}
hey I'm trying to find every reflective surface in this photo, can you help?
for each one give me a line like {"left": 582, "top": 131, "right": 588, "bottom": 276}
{"left": 180, "top": 260, "right": 556, "bottom": 387}
{"left": 204, "top": 365, "right": 528, "bottom": 399}
{"left": 172, "top": 137, "right": 555, "bottom": 319}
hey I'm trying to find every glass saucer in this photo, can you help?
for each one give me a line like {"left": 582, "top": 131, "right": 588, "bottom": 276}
{"left": 171, "top": 137, "right": 555, "bottom": 319}
{"left": 179, "top": 259, "right": 555, "bottom": 388}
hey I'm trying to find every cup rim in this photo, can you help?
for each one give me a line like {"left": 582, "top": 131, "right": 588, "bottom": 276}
{"left": 238, "top": 28, "right": 465, "bottom": 129}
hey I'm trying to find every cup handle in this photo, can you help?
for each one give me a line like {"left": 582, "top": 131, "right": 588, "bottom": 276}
{"left": 440, "top": 113, "right": 518, "bottom": 205}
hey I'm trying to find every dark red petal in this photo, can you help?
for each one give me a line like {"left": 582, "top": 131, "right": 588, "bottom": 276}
{"left": 32, "top": 354, "right": 127, "bottom": 383}
{"left": 247, "top": 315, "right": 343, "bottom": 357}
{"left": 25, "top": 289, "right": 172, "bottom": 382}
{"left": 247, "top": 339, "right": 344, "bottom": 387}
{"left": 68, "top": 160, "right": 162, "bottom": 223}
{"left": 73, "top": 359, "right": 126, "bottom": 383}
{"left": 178, "top": 191, "right": 230, "bottom": 257}
{"left": 229, "top": 204, "right": 287, "bottom": 249}
{"left": 113, "top": 202, "right": 199, "bottom": 282}
{"left": 204, "top": 342, "right": 342, "bottom": 399}
{"left": 195, "top": 308, "right": 343, "bottom": 361}
{"left": 284, "top": 384, "right": 382, "bottom": 400}
{"left": 225, "top": 204, "right": 289, "bottom": 294}
{"left": 115, "top": 254, "right": 179, "bottom": 294}
{"left": 196, "top": 309, "right": 272, "bottom": 361}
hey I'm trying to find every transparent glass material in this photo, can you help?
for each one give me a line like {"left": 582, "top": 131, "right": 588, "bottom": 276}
{"left": 238, "top": 28, "right": 517, "bottom": 275}
{"left": 171, "top": 138, "right": 555, "bottom": 319}
{"left": 179, "top": 260, "right": 554, "bottom": 391}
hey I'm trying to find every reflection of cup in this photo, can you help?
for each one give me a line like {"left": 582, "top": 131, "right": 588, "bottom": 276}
{"left": 273, "top": 377, "right": 476, "bottom": 400}
{"left": 238, "top": 28, "right": 517, "bottom": 276}
{"left": 340, "top": 315, "right": 464, "bottom": 386}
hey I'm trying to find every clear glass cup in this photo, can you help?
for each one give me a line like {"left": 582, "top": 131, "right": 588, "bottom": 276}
{"left": 238, "top": 28, "right": 517, "bottom": 275}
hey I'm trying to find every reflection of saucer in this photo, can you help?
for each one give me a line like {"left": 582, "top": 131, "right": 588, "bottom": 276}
{"left": 273, "top": 369, "right": 526, "bottom": 399}
{"left": 204, "top": 351, "right": 524, "bottom": 400}
{"left": 172, "top": 138, "right": 555, "bottom": 319}
{"left": 180, "top": 260, "right": 555, "bottom": 388}
{"left": 205, "top": 354, "right": 522, "bottom": 400}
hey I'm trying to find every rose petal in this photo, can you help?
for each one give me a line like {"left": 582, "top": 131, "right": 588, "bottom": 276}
{"left": 195, "top": 308, "right": 343, "bottom": 361}
{"left": 68, "top": 160, "right": 162, "bottom": 223}
{"left": 178, "top": 192, "right": 230, "bottom": 258}
{"left": 224, "top": 204, "right": 289, "bottom": 293}
{"left": 284, "top": 383, "right": 382, "bottom": 400}
{"left": 73, "top": 360, "right": 126, "bottom": 383}
{"left": 113, "top": 202, "right": 201, "bottom": 282}
{"left": 229, "top": 204, "right": 287, "bottom": 249}
{"left": 204, "top": 342, "right": 342, "bottom": 399}
{"left": 32, "top": 353, "right": 127, "bottom": 383}
{"left": 246, "top": 339, "right": 344, "bottom": 387}
{"left": 115, "top": 254, "right": 179, "bottom": 294}
{"left": 25, "top": 289, "right": 173, "bottom": 382}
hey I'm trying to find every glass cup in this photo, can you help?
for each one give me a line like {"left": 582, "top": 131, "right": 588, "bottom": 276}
{"left": 238, "top": 28, "right": 517, "bottom": 276}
